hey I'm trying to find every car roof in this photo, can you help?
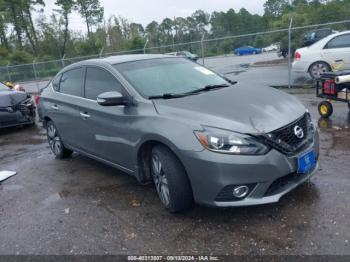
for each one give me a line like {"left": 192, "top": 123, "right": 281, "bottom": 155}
{"left": 309, "top": 30, "right": 350, "bottom": 49}
{"left": 91, "top": 54, "right": 174, "bottom": 65}
{"left": 320, "top": 30, "right": 350, "bottom": 42}
{"left": 58, "top": 54, "right": 176, "bottom": 74}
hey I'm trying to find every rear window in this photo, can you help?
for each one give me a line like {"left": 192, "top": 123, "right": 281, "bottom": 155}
{"left": 59, "top": 68, "right": 83, "bottom": 97}
{"left": 326, "top": 34, "right": 350, "bottom": 49}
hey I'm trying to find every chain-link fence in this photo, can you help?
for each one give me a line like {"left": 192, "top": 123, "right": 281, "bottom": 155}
{"left": 1, "top": 19, "right": 350, "bottom": 93}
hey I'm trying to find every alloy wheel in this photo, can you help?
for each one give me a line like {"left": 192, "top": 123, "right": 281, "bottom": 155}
{"left": 47, "top": 124, "right": 62, "bottom": 155}
{"left": 151, "top": 153, "right": 170, "bottom": 207}
{"left": 310, "top": 63, "right": 329, "bottom": 79}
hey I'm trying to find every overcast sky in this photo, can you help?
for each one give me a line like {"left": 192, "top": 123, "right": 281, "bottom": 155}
{"left": 41, "top": 0, "right": 267, "bottom": 32}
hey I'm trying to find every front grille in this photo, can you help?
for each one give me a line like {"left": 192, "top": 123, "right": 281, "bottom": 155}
{"left": 16, "top": 104, "right": 31, "bottom": 114}
{"left": 260, "top": 114, "right": 312, "bottom": 156}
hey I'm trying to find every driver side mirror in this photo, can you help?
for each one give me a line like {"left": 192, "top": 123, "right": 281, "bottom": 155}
{"left": 97, "top": 91, "right": 128, "bottom": 106}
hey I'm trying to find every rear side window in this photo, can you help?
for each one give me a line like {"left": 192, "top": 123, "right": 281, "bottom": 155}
{"left": 325, "top": 34, "right": 350, "bottom": 49}
{"left": 84, "top": 67, "right": 123, "bottom": 100}
{"left": 59, "top": 68, "right": 83, "bottom": 96}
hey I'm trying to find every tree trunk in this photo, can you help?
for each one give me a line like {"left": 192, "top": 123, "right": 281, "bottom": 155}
{"left": 19, "top": 11, "right": 37, "bottom": 54}
{"left": 0, "top": 17, "right": 8, "bottom": 49}
{"left": 85, "top": 14, "right": 91, "bottom": 37}
{"left": 9, "top": 3, "right": 22, "bottom": 48}
{"left": 62, "top": 14, "right": 69, "bottom": 57}
{"left": 25, "top": 7, "right": 39, "bottom": 48}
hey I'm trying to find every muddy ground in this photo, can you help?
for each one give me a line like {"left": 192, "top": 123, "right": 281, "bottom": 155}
{"left": 0, "top": 91, "right": 349, "bottom": 255}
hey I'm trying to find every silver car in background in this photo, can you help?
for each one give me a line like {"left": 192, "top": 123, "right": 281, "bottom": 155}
{"left": 40, "top": 55, "right": 319, "bottom": 212}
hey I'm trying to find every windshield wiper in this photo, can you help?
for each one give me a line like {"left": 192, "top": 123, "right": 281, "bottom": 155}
{"left": 186, "top": 83, "right": 230, "bottom": 95}
{"left": 148, "top": 93, "right": 186, "bottom": 100}
{"left": 148, "top": 83, "right": 233, "bottom": 100}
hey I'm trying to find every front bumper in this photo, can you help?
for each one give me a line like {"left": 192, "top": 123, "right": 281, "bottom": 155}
{"left": 181, "top": 131, "right": 319, "bottom": 207}
{"left": 0, "top": 111, "right": 34, "bottom": 129}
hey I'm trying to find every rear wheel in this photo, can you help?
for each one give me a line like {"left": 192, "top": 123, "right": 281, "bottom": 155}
{"left": 150, "top": 145, "right": 193, "bottom": 212}
{"left": 309, "top": 62, "right": 331, "bottom": 79}
{"left": 318, "top": 101, "right": 333, "bottom": 118}
{"left": 46, "top": 121, "right": 72, "bottom": 159}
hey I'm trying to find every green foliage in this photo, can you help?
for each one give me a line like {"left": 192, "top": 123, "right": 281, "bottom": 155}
{"left": 0, "top": 0, "right": 350, "bottom": 67}
{"left": 8, "top": 50, "right": 33, "bottom": 65}
{"left": 76, "top": 37, "right": 102, "bottom": 55}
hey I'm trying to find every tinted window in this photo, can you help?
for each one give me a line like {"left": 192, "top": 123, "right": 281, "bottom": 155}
{"left": 114, "top": 58, "right": 227, "bottom": 98}
{"left": 85, "top": 67, "right": 123, "bottom": 100}
{"left": 59, "top": 68, "right": 83, "bottom": 96}
{"left": 326, "top": 34, "right": 350, "bottom": 49}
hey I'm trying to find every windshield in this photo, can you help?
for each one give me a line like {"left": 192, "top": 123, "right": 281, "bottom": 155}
{"left": 114, "top": 58, "right": 228, "bottom": 98}
{"left": 0, "top": 82, "right": 10, "bottom": 91}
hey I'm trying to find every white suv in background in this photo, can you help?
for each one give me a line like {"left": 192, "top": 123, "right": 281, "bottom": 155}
{"left": 293, "top": 30, "right": 350, "bottom": 79}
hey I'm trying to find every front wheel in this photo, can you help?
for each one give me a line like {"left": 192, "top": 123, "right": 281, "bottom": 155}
{"left": 150, "top": 145, "right": 193, "bottom": 212}
{"left": 318, "top": 101, "right": 333, "bottom": 118}
{"left": 46, "top": 121, "right": 73, "bottom": 159}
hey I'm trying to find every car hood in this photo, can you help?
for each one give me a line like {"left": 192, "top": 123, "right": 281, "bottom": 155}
{"left": 0, "top": 91, "right": 29, "bottom": 108}
{"left": 153, "top": 84, "right": 306, "bottom": 134}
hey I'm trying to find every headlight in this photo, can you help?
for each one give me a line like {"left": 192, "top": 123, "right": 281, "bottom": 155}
{"left": 306, "top": 110, "right": 316, "bottom": 138}
{"left": 194, "top": 127, "right": 270, "bottom": 155}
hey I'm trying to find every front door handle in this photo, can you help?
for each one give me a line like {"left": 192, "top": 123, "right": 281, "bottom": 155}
{"left": 51, "top": 105, "right": 59, "bottom": 111}
{"left": 80, "top": 112, "right": 90, "bottom": 119}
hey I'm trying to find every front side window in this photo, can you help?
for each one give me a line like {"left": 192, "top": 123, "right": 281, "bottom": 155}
{"left": 114, "top": 58, "right": 227, "bottom": 98}
{"left": 59, "top": 68, "right": 83, "bottom": 96}
{"left": 325, "top": 34, "right": 350, "bottom": 49}
{"left": 52, "top": 74, "right": 61, "bottom": 91}
{"left": 84, "top": 67, "right": 123, "bottom": 100}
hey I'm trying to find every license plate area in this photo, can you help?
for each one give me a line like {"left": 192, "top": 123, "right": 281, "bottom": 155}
{"left": 297, "top": 150, "right": 316, "bottom": 174}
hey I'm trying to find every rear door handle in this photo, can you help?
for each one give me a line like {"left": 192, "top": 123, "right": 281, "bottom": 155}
{"left": 80, "top": 112, "right": 90, "bottom": 119}
{"left": 51, "top": 105, "right": 59, "bottom": 111}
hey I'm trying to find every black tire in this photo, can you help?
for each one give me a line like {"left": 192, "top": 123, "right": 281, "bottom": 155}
{"left": 29, "top": 109, "right": 36, "bottom": 125}
{"left": 348, "top": 102, "right": 350, "bottom": 110}
{"left": 150, "top": 145, "right": 193, "bottom": 212}
{"left": 318, "top": 101, "right": 333, "bottom": 118}
{"left": 46, "top": 121, "right": 73, "bottom": 159}
{"left": 308, "top": 61, "right": 331, "bottom": 79}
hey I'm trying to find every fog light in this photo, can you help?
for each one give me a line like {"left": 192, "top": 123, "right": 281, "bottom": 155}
{"left": 233, "top": 186, "right": 249, "bottom": 198}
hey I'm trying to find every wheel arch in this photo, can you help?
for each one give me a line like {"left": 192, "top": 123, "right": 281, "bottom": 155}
{"left": 43, "top": 116, "right": 52, "bottom": 128}
{"left": 308, "top": 60, "right": 332, "bottom": 74}
{"left": 135, "top": 137, "right": 191, "bottom": 187}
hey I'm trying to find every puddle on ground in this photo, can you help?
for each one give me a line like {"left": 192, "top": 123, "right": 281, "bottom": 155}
{"left": 318, "top": 113, "right": 350, "bottom": 130}
{"left": 318, "top": 114, "right": 350, "bottom": 153}
{"left": 0, "top": 125, "right": 46, "bottom": 146}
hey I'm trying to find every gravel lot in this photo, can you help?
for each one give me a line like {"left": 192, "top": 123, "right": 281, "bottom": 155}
{"left": 0, "top": 90, "right": 349, "bottom": 255}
